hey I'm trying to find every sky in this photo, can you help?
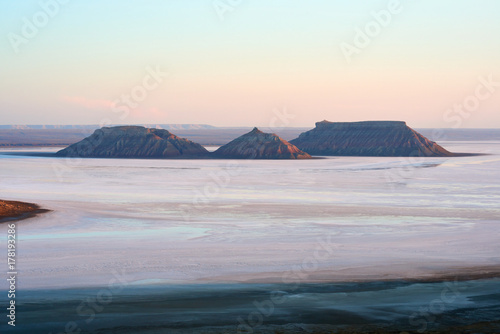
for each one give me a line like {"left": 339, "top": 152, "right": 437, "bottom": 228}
{"left": 0, "top": 0, "right": 499, "bottom": 128}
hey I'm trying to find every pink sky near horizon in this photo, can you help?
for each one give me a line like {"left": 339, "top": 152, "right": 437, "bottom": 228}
{"left": 1, "top": 0, "right": 499, "bottom": 128}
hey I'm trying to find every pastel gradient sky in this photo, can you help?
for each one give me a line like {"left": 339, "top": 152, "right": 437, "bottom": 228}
{"left": 1, "top": 0, "right": 499, "bottom": 127}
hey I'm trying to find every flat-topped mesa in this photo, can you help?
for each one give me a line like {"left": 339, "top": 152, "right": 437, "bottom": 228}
{"left": 213, "top": 127, "right": 311, "bottom": 159}
{"left": 56, "top": 126, "right": 209, "bottom": 158}
{"left": 315, "top": 120, "right": 407, "bottom": 129}
{"left": 290, "top": 120, "right": 455, "bottom": 157}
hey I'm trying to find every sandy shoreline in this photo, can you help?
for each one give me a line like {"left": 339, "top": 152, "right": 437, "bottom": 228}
{"left": 197, "top": 264, "right": 500, "bottom": 285}
{"left": 0, "top": 199, "right": 49, "bottom": 223}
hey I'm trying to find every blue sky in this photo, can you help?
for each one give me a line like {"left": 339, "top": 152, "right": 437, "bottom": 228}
{"left": 1, "top": 0, "right": 499, "bottom": 127}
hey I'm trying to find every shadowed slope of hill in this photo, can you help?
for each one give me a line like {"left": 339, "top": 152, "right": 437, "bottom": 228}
{"left": 213, "top": 127, "right": 311, "bottom": 159}
{"left": 56, "top": 126, "right": 209, "bottom": 158}
{"left": 290, "top": 121, "right": 456, "bottom": 157}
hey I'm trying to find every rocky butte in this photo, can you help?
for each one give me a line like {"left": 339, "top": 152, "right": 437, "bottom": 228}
{"left": 56, "top": 126, "right": 209, "bottom": 158}
{"left": 290, "top": 121, "right": 455, "bottom": 157}
{"left": 213, "top": 127, "right": 311, "bottom": 159}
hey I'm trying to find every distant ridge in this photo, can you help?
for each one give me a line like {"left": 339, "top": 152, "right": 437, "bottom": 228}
{"left": 0, "top": 124, "right": 217, "bottom": 130}
{"left": 142, "top": 124, "right": 217, "bottom": 130}
{"left": 290, "top": 120, "right": 455, "bottom": 157}
{"left": 1, "top": 125, "right": 497, "bottom": 148}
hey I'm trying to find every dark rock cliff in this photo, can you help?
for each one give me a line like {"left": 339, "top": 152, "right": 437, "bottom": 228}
{"left": 213, "top": 127, "right": 311, "bottom": 159}
{"left": 56, "top": 126, "right": 209, "bottom": 158}
{"left": 290, "top": 121, "right": 455, "bottom": 157}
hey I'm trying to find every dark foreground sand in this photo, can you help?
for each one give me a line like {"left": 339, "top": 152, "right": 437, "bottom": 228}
{"left": 0, "top": 199, "right": 48, "bottom": 222}
{"left": 4, "top": 278, "right": 499, "bottom": 334}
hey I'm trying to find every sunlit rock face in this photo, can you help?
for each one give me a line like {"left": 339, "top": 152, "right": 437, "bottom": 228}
{"left": 213, "top": 127, "right": 311, "bottom": 159}
{"left": 290, "top": 120, "right": 455, "bottom": 157}
{"left": 56, "top": 126, "right": 209, "bottom": 158}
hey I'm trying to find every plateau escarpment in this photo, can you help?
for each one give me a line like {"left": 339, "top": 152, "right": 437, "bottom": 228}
{"left": 56, "top": 126, "right": 209, "bottom": 158}
{"left": 290, "top": 121, "right": 455, "bottom": 157}
{"left": 213, "top": 127, "right": 311, "bottom": 159}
